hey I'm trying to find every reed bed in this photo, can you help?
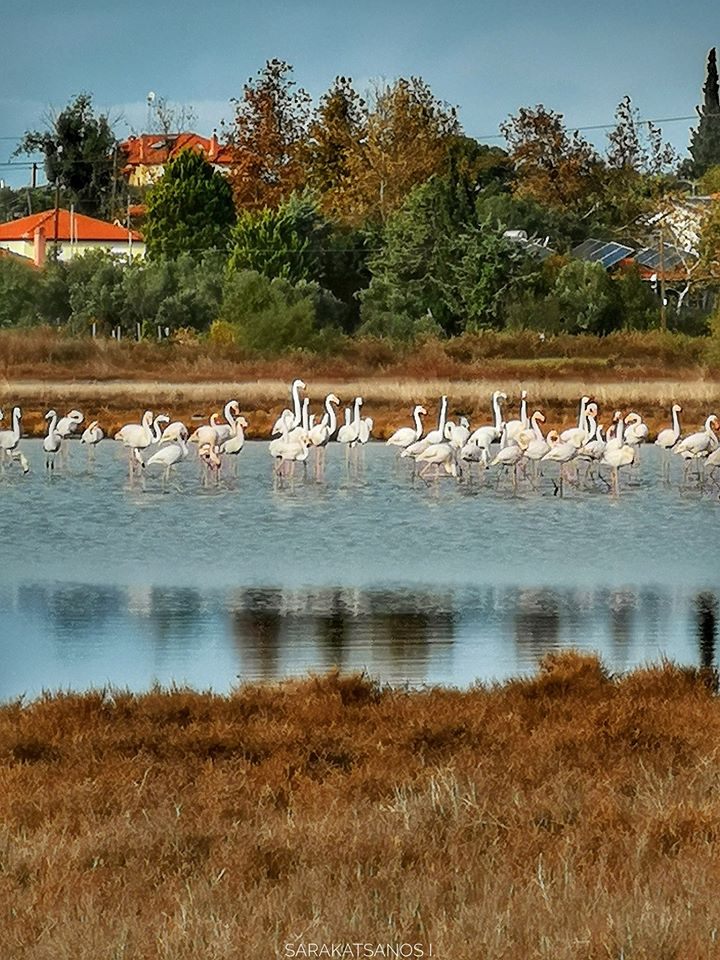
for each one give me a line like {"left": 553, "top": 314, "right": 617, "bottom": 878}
{"left": 1, "top": 655, "right": 720, "bottom": 959}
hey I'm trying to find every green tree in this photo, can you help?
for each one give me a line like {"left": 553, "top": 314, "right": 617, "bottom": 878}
{"left": 359, "top": 175, "right": 528, "bottom": 338}
{"left": 0, "top": 259, "right": 41, "bottom": 327}
{"left": 553, "top": 260, "right": 621, "bottom": 334}
{"left": 17, "top": 93, "right": 118, "bottom": 218}
{"left": 686, "top": 48, "right": 720, "bottom": 178}
{"left": 228, "top": 194, "right": 329, "bottom": 284}
{"left": 217, "top": 269, "right": 340, "bottom": 353}
{"left": 144, "top": 148, "right": 236, "bottom": 260}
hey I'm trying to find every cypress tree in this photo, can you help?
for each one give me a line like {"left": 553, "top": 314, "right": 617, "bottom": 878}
{"left": 687, "top": 48, "right": 720, "bottom": 177}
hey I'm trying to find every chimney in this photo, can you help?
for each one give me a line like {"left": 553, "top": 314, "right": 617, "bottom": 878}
{"left": 33, "top": 226, "right": 46, "bottom": 267}
{"left": 210, "top": 129, "right": 218, "bottom": 161}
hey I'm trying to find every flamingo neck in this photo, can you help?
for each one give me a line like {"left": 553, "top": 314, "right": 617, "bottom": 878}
{"left": 672, "top": 407, "right": 681, "bottom": 437}
{"left": 493, "top": 394, "right": 502, "bottom": 431}
{"left": 292, "top": 382, "right": 303, "bottom": 427}
{"left": 520, "top": 395, "right": 528, "bottom": 427}
{"left": 302, "top": 400, "right": 309, "bottom": 431}
{"left": 413, "top": 407, "right": 423, "bottom": 439}
{"left": 224, "top": 403, "right": 236, "bottom": 429}
{"left": 47, "top": 412, "right": 58, "bottom": 436}
{"left": 353, "top": 399, "right": 362, "bottom": 427}
{"left": 437, "top": 397, "right": 448, "bottom": 433}
{"left": 327, "top": 398, "right": 337, "bottom": 435}
{"left": 578, "top": 398, "right": 588, "bottom": 431}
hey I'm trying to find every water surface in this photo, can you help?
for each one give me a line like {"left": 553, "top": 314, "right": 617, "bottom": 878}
{"left": 0, "top": 440, "right": 717, "bottom": 698}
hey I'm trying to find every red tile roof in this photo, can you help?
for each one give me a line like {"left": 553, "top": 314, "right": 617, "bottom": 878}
{"left": 0, "top": 209, "right": 142, "bottom": 242}
{"left": 120, "top": 132, "right": 233, "bottom": 169}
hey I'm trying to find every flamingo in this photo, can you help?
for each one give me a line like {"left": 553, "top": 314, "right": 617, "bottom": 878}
{"left": 337, "top": 397, "right": 363, "bottom": 450}
{"left": 145, "top": 437, "right": 189, "bottom": 487}
{"left": 160, "top": 420, "right": 189, "bottom": 443}
{"left": 115, "top": 410, "right": 154, "bottom": 481}
{"left": 269, "top": 426, "right": 311, "bottom": 477}
{"left": 601, "top": 417, "right": 636, "bottom": 494}
{"left": 190, "top": 412, "right": 223, "bottom": 447}
{"left": 0, "top": 406, "right": 22, "bottom": 462}
{"left": 560, "top": 398, "right": 595, "bottom": 446}
{"left": 56, "top": 410, "right": 83, "bottom": 438}
{"left": 80, "top": 420, "right": 104, "bottom": 452}
{"left": 467, "top": 391, "right": 506, "bottom": 461}
{"left": 675, "top": 415, "right": 718, "bottom": 481}
{"left": 505, "top": 390, "right": 529, "bottom": 443}
{"left": 542, "top": 430, "right": 582, "bottom": 496}
{"left": 521, "top": 413, "right": 550, "bottom": 482}
{"left": 198, "top": 441, "right": 222, "bottom": 486}
{"left": 272, "top": 379, "right": 306, "bottom": 434}
{"left": 220, "top": 416, "right": 248, "bottom": 475}
{"left": 445, "top": 416, "right": 470, "bottom": 450}
{"left": 43, "top": 410, "right": 63, "bottom": 471}
{"left": 387, "top": 405, "right": 427, "bottom": 449}
{"left": 656, "top": 404, "right": 682, "bottom": 451}
{"left": 490, "top": 431, "right": 530, "bottom": 489}
{"left": 424, "top": 396, "right": 449, "bottom": 445}
{"left": 415, "top": 441, "right": 459, "bottom": 479}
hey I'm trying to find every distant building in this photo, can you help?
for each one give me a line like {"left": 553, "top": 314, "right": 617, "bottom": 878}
{"left": 119, "top": 131, "right": 233, "bottom": 187}
{"left": 0, "top": 209, "right": 145, "bottom": 265}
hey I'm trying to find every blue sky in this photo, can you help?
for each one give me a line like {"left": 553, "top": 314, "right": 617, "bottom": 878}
{"left": 1, "top": 0, "right": 716, "bottom": 187}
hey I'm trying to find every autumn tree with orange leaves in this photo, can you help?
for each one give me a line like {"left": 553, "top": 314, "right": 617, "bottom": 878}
{"left": 500, "top": 105, "right": 603, "bottom": 214}
{"left": 303, "top": 76, "right": 366, "bottom": 219}
{"left": 340, "top": 77, "right": 461, "bottom": 225}
{"left": 228, "top": 59, "right": 311, "bottom": 212}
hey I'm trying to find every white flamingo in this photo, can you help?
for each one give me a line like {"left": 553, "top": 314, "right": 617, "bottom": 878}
{"left": 115, "top": 410, "right": 154, "bottom": 480}
{"left": 145, "top": 436, "right": 189, "bottom": 486}
{"left": 415, "top": 441, "right": 459, "bottom": 479}
{"left": 43, "top": 410, "right": 63, "bottom": 471}
{"left": 0, "top": 406, "right": 29, "bottom": 474}
{"left": 601, "top": 416, "right": 636, "bottom": 494}
{"left": 445, "top": 416, "right": 470, "bottom": 450}
{"left": 272, "top": 379, "right": 306, "bottom": 434}
{"left": 337, "top": 397, "right": 363, "bottom": 450}
{"left": 80, "top": 420, "right": 104, "bottom": 452}
{"left": 387, "top": 405, "right": 427, "bottom": 449}
{"left": 56, "top": 409, "right": 83, "bottom": 438}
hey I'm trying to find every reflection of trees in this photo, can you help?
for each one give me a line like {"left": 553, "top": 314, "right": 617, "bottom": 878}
{"left": 513, "top": 589, "right": 560, "bottom": 662}
{"left": 228, "top": 587, "right": 456, "bottom": 685}
{"left": 143, "top": 587, "right": 205, "bottom": 649}
{"left": 230, "top": 589, "right": 284, "bottom": 680}
{"left": 18, "top": 583, "right": 122, "bottom": 639}
{"left": 607, "top": 590, "right": 636, "bottom": 657}
{"left": 695, "top": 592, "right": 718, "bottom": 669}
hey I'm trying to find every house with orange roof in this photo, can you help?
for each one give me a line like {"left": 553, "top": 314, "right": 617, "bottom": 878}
{"left": 0, "top": 209, "right": 145, "bottom": 265}
{"left": 119, "top": 131, "right": 233, "bottom": 187}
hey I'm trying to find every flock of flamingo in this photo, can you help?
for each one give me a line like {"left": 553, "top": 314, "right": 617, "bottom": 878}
{"left": 0, "top": 378, "right": 718, "bottom": 495}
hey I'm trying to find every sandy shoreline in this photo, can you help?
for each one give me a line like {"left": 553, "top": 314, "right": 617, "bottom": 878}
{"left": 2, "top": 376, "right": 718, "bottom": 438}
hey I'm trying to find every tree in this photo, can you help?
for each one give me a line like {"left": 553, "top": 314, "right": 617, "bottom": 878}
{"left": 500, "top": 105, "right": 603, "bottom": 213}
{"left": 553, "top": 260, "right": 621, "bottom": 334}
{"left": 228, "top": 59, "right": 311, "bottom": 212}
{"left": 0, "top": 259, "right": 41, "bottom": 327}
{"left": 17, "top": 93, "right": 118, "bottom": 218}
{"left": 143, "top": 148, "right": 236, "bottom": 260}
{"left": 359, "top": 175, "right": 529, "bottom": 338}
{"left": 341, "top": 77, "right": 461, "bottom": 224}
{"left": 303, "top": 76, "right": 366, "bottom": 218}
{"left": 686, "top": 49, "right": 720, "bottom": 178}
{"left": 217, "top": 270, "right": 341, "bottom": 353}
{"left": 606, "top": 96, "right": 676, "bottom": 175}
{"left": 228, "top": 194, "right": 329, "bottom": 284}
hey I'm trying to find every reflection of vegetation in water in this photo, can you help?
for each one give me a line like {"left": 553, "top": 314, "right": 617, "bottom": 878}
{"left": 696, "top": 592, "right": 718, "bottom": 669}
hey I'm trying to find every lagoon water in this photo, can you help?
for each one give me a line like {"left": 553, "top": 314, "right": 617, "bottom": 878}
{"left": 0, "top": 440, "right": 718, "bottom": 700}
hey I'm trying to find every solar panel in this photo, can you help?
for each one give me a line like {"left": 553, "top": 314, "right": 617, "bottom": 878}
{"left": 572, "top": 238, "right": 634, "bottom": 268}
{"left": 634, "top": 245, "right": 688, "bottom": 270}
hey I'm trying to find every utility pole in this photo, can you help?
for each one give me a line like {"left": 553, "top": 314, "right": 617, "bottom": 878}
{"left": 659, "top": 221, "right": 667, "bottom": 331}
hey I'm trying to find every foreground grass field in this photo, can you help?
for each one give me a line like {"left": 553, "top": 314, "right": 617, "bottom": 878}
{"left": 2, "top": 653, "right": 720, "bottom": 959}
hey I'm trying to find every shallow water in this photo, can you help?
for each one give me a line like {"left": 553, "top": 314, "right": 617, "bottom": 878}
{"left": 0, "top": 440, "right": 718, "bottom": 699}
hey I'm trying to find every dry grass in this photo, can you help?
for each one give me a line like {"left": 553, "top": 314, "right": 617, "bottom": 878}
{"left": 3, "top": 377, "right": 719, "bottom": 440}
{"left": 2, "top": 653, "right": 720, "bottom": 958}
{"left": 2, "top": 328, "right": 719, "bottom": 438}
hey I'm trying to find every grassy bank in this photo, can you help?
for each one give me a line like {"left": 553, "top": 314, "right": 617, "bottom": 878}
{"left": 1, "top": 329, "right": 719, "bottom": 439}
{"left": 2, "top": 653, "right": 720, "bottom": 958}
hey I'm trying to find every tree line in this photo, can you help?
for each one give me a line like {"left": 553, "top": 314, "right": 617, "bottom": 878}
{"left": 4, "top": 55, "right": 720, "bottom": 346}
